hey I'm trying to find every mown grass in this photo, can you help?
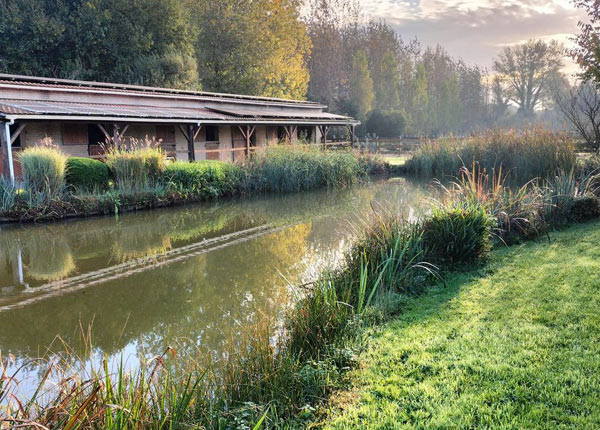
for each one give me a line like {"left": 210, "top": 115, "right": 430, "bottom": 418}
{"left": 321, "top": 221, "right": 600, "bottom": 429}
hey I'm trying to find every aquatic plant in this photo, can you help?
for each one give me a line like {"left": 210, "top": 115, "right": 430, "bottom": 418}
{"left": 238, "top": 145, "right": 367, "bottom": 193}
{"left": 405, "top": 128, "right": 576, "bottom": 183}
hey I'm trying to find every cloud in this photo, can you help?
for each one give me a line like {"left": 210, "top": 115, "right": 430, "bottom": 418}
{"left": 361, "top": 0, "right": 586, "bottom": 74}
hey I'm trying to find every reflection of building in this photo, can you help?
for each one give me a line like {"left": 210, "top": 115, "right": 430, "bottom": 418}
{"left": 0, "top": 74, "right": 358, "bottom": 183}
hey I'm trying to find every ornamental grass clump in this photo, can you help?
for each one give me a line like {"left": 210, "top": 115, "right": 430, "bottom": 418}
{"left": 105, "top": 137, "right": 166, "bottom": 191}
{"left": 18, "top": 142, "right": 67, "bottom": 199}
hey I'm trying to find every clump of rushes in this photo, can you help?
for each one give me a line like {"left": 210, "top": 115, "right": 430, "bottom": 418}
{"left": 405, "top": 127, "right": 576, "bottom": 183}
{"left": 239, "top": 145, "right": 367, "bottom": 193}
{"left": 18, "top": 140, "right": 67, "bottom": 198}
{"left": 105, "top": 137, "right": 166, "bottom": 191}
{"left": 163, "top": 160, "right": 241, "bottom": 199}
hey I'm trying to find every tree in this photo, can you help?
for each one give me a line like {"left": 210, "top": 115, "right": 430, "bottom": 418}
{"left": 365, "top": 109, "right": 405, "bottom": 137}
{"left": 553, "top": 80, "right": 600, "bottom": 152}
{"left": 0, "top": 0, "right": 198, "bottom": 88}
{"left": 375, "top": 51, "right": 401, "bottom": 109}
{"left": 410, "top": 62, "right": 429, "bottom": 136}
{"left": 572, "top": 0, "right": 600, "bottom": 83}
{"left": 348, "top": 50, "right": 374, "bottom": 120}
{"left": 493, "top": 39, "right": 564, "bottom": 116}
{"left": 194, "top": 0, "right": 310, "bottom": 99}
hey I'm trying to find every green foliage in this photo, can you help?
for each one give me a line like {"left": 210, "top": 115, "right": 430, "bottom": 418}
{"left": 163, "top": 160, "right": 240, "bottom": 199}
{"left": 106, "top": 141, "right": 166, "bottom": 191}
{"left": 240, "top": 145, "right": 366, "bottom": 193}
{"left": 65, "top": 157, "right": 111, "bottom": 191}
{"left": 320, "top": 222, "right": 600, "bottom": 430}
{"left": 349, "top": 50, "right": 375, "bottom": 121}
{"left": 194, "top": 0, "right": 311, "bottom": 99}
{"left": 0, "top": 177, "right": 16, "bottom": 213}
{"left": 18, "top": 145, "right": 67, "bottom": 197}
{"left": 0, "top": 0, "right": 197, "bottom": 88}
{"left": 423, "top": 204, "right": 494, "bottom": 265}
{"left": 365, "top": 109, "right": 405, "bottom": 137}
{"left": 405, "top": 128, "right": 577, "bottom": 183}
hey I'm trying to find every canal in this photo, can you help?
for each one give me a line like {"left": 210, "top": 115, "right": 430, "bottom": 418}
{"left": 0, "top": 176, "right": 430, "bottom": 394}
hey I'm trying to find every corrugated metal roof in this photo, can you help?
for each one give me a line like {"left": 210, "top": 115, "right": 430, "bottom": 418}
{"left": 0, "top": 74, "right": 325, "bottom": 107}
{"left": 208, "top": 106, "right": 349, "bottom": 120}
{"left": 0, "top": 99, "right": 234, "bottom": 120}
{"left": 0, "top": 74, "right": 358, "bottom": 125}
{"left": 0, "top": 99, "right": 355, "bottom": 124}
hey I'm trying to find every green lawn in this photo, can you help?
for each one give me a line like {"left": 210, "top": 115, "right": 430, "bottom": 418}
{"left": 321, "top": 222, "right": 600, "bottom": 429}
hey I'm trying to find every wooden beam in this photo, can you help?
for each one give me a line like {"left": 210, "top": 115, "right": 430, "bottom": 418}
{"left": 10, "top": 123, "right": 26, "bottom": 145}
{"left": 193, "top": 125, "right": 202, "bottom": 141}
{"left": 97, "top": 124, "right": 110, "bottom": 141}
{"left": 120, "top": 124, "right": 130, "bottom": 138}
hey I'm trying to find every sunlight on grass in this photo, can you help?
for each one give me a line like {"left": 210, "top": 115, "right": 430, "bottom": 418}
{"left": 322, "top": 222, "right": 600, "bottom": 429}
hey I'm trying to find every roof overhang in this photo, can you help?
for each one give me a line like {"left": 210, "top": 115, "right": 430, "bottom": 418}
{"left": 3, "top": 114, "right": 360, "bottom": 126}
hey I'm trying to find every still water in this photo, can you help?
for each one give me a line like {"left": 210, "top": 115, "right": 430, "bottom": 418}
{"left": 0, "top": 177, "right": 430, "bottom": 392}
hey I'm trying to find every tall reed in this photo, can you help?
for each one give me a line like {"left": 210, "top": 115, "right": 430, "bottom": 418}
{"left": 239, "top": 145, "right": 366, "bottom": 193}
{"left": 405, "top": 128, "right": 576, "bottom": 183}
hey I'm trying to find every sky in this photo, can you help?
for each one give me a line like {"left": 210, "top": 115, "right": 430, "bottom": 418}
{"left": 361, "top": 0, "right": 586, "bottom": 74}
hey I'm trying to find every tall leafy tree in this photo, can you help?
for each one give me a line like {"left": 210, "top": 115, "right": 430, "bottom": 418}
{"left": 194, "top": 0, "right": 311, "bottom": 99}
{"left": 493, "top": 39, "right": 564, "bottom": 116}
{"left": 348, "top": 50, "right": 374, "bottom": 121}
{"left": 0, "top": 0, "right": 198, "bottom": 88}
{"left": 375, "top": 51, "right": 401, "bottom": 110}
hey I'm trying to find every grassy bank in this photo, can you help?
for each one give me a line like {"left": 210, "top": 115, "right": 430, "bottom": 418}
{"left": 0, "top": 144, "right": 387, "bottom": 223}
{"left": 321, "top": 221, "right": 600, "bottom": 429}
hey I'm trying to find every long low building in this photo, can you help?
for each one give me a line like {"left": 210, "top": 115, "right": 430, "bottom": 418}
{"left": 0, "top": 74, "right": 358, "bottom": 183}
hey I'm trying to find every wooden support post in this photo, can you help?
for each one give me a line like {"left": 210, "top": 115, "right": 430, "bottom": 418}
{"left": 112, "top": 124, "right": 120, "bottom": 147}
{"left": 179, "top": 124, "right": 199, "bottom": 162}
{"left": 319, "top": 125, "right": 329, "bottom": 148}
{"left": 245, "top": 125, "right": 250, "bottom": 156}
{"left": 351, "top": 125, "right": 356, "bottom": 147}
{"left": 0, "top": 121, "right": 14, "bottom": 184}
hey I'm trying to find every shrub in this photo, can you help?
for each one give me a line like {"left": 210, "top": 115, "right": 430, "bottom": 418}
{"left": 163, "top": 160, "right": 240, "bottom": 198}
{"left": 18, "top": 144, "right": 67, "bottom": 196}
{"left": 366, "top": 109, "right": 405, "bottom": 138}
{"left": 405, "top": 128, "right": 577, "bottom": 183}
{"left": 569, "top": 196, "right": 600, "bottom": 222}
{"left": 105, "top": 138, "right": 166, "bottom": 191}
{"left": 65, "top": 157, "right": 111, "bottom": 191}
{"left": 423, "top": 203, "right": 494, "bottom": 265}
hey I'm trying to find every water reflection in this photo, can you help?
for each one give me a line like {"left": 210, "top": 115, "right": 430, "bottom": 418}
{"left": 0, "top": 177, "right": 430, "bottom": 386}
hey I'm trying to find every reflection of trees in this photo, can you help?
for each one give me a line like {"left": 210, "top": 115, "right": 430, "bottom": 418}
{"left": 0, "top": 223, "right": 312, "bottom": 363}
{"left": 0, "top": 178, "right": 431, "bottom": 367}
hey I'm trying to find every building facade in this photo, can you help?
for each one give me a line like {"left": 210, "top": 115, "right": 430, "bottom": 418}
{"left": 0, "top": 74, "right": 358, "bottom": 183}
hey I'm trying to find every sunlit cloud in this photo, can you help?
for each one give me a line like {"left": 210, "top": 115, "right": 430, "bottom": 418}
{"left": 361, "top": 0, "right": 586, "bottom": 75}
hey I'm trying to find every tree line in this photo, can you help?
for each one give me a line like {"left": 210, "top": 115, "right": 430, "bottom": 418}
{"left": 1, "top": 0, "right": 599, "bottom": 141}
